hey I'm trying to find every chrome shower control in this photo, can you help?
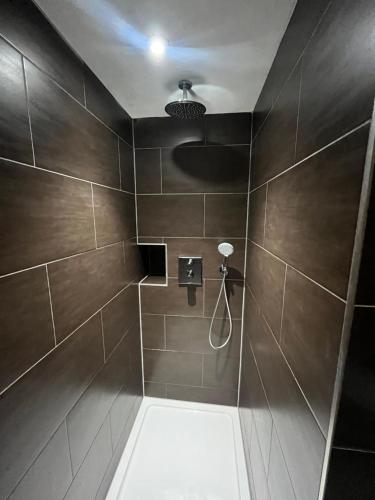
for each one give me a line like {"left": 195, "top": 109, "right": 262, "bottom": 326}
{"left": 178, "top": 257, "right": 202, "bottom": 286}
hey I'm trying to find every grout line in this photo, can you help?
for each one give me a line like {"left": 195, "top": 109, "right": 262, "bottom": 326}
{"left": 279, "top": 265, "right": 288, "bottom": 344}
{"left": 294, "top": 63, "right": 303, "bottom": 160}
{"left": 266, "top": 423, "right": 273, "bottom": 479}
{"left": 159, "top": 148, "right": 163, "bottom": 193}
{"left": 333, "top": 446, "right": 375, "bottom": 455}
{"left": 201, "top": 355, "right": 204, "bottom": 386}
{"left": 45, "top": 265, "right": 57, "bottom": 346}
{"left": 138, "top": 192, "right": 249, "bottom": 196}
{"left": 203, "top": 194, "right": 206, "bottom": 237}
{"left": 117, "top": 137, "right": 122, "bottom": 189}
{"left": 64, "top": 419, "right": 75, "bottom": 479}
{"left": 91, "top": 183, "right": 98, "bottom": 249}
{"left": 0, "top": 240, "right": 124, "bottom": 281}
{"left": 249, "top": 239, "right": 346, "bottom": 304}
{"left": 263, "top": 183, "right": 268, "bottom": 246}
{"left": 132, "top": 119, "right": 139, "bottom": 244}
{"left": 138, "top": 283, "right": 145, "bottom": 396}
{"left": 250, "top": 120, "right": 371, "bottom": 194}
{"left": 0, "top": 279, "right": 137, "bottom": 397}
{"left": 82, "top": 75, "right": 87, "bottom": 108}
{"left": 163, "top": 315, "right": 167, "bottom": 349}
{"left": 355, "top": 304, "right": 375, "bottom": 308}
{"left": 100, "top": 310, "right": 106, "bottom": 363}
{"left": 22, "top": 56, "right": 36, "bottom": 166}
{"left": 134, "top": 143, "right": 250, "bottom": 150}
{"left": 140, "top": 236, "right": 246, "bottom": 240}
{"left": 0, "top": 154, "right": 135, "bottom": 195}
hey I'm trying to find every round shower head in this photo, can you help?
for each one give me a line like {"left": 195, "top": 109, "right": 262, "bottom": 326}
{"left": 165, "top": 79, "right": 206, "bottom": 119}
{"left": 218, "top": 242, "right": 234, "bottom": 258}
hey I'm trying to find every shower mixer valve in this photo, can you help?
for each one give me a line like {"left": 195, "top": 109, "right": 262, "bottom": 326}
{"left": 178, "top": 257, "right": 202, "bottom": 286}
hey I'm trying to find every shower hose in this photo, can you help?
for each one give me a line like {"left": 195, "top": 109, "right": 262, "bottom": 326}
{"left": 208, "top": 267, "right": 233, "bottom": 350}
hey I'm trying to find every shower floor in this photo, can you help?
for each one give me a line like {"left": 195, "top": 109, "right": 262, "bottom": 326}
{"left": 106, "top": 397, "right": 250, "bottom": 500}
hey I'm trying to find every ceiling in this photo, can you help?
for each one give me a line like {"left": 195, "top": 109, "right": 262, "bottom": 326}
{"left": 34, "top": 0, "right": 296, "bottom": 118}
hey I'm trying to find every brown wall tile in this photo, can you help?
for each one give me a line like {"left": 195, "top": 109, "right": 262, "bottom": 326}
{"left": 144, "top": 381, "right": 166, "bottom": 398}
{"left": 265, "top": 126, "right": 368, "bottom": 298}
{"left": 93, "top": 185, "right": 136, "bottom": 247}
{"left": 137, "top": 194, "right": 204, "bottom": 237}
{"left": 142, "top": 314, "right": 165, "bottom": 349}
{"left": 0, "top": 315, "right": 103, "bottom": 499}
{"left": 281, "top": 268, "right": 345, "bottom": 435}
{"left": 204, "top": 279, "right": 244, "bottom": 319}
{"left": 134, "top": 116, "right": 204, "bottom": 148}
{"left": 0, "top": 159, "right": 95, "bottom": 275}
{"left": 166, "top": 384, "right": 237, "bottom": 406}
{"left": 135, "top": 148, "right": 161, "bottom": 193}
{"left": 143, "top": 349, "right": 203, "bottom": 386}
{"left": 205, "top": 113, "right": 251, "bottom": 145}
{"left": 268, "top": 427, "right": 297, "bottom": 500}
{"left": 0, "top": 267, "right": 55, "bottom": 393}
{"left": 248, "top": 185, "right": 267, "bottom": 246}
{"left": 203, "top": 354, "right": 239, "bottom": 390}
{"left": 119, "top": 139, "right": 135, "bottom": 192}
{"left": 48, "top": 243, "right": 128, "bottom": 341}
{"left": 205, "top": 194, "right": 247, "bottom": 237}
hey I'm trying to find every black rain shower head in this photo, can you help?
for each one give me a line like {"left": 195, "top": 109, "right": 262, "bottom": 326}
{"left": 165, "top": 79, "right": 206, "bottom": 119}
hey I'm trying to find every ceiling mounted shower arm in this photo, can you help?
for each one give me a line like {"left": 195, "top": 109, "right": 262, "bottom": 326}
{"left": 179, "top": 79, "right": 192, "bottom": 102}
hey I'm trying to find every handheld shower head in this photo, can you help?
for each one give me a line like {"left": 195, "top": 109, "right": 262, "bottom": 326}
{"left": 218, "top": 242, "right": 234, "bottom": 258}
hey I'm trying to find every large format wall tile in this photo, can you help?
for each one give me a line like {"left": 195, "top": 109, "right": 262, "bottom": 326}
{"left": 8, "top": 421, "right": 72, "bottom": 500}
{"left": 250, "top": 423, "right": 271, "bottom": 500}
{"left": 297, "top": 0, "right": 375, "bottom": 160}
{"left": 0, "top": 0, "right": 85, "bottom": 101}
{"left": 265, "top": 126, "right": 368, "bottom": 298}
{"left": 84, "top": 66, "right": 132, "bottom": 144}
{"left": 101, "top": 285, "right": 139, "bottom": 358}
{"left": 26, "top": 61, "right": 120, "bottom": 188}
{"left": 135, "top": 148, "right": 161, "bottom": 193}
{"left": 144, "top": 350, "right": 203, "bottom": 386}
{"left": 249, "top": 297, "right": 325, "bottom": 500}
{"left": 0, "top": 268, "right": 54, "bottom": 393}
{"left": 205, "top": 194, "right": 247, "bottom": 237}
{"left": 251, "top": 63, "right": 300, "bottom": 189}
{"left": 134, "top": 116, "right": 204, "bottom": 148}
{"left": 0, "top": 159, "right": 95, "bottom": 275}
{"left": 246, "top": 243, "right": 286, "bottom": 338}
{"left": 141, "top": 278, "right": 203, "bottom": 316}
{"left": 119, "top": 139, "right": 135, "bottom": 193}
{"left": 204, "top": 279, "right": 244, "bottom": 319}
{"left": 205, "top": 113, "right": 251, "bottom": 145}
{"left": 137, "top": 194, "right": 204, "bottom": 237}
{"left": 281, "top": 268, "right": 344, "bottom": 435}
{"left": 268, "top": 427, "right": 297, "bottom": 500}
{"left": 93, "top": 185, "right": 136, "bottom": 247}
{"left": 48, "top": 243, "right": 127, "bottom": 341}
{"left": 248, "top": 185, "right": 267, "bottom": 245}
{"left": 0, "top": 315, "right": 103, "bottom": 499}
{"left": 0, "top": 37, "right": 33, "bottom": 164}
{"left": 202, "top": 354, "right": 239, "bottom": 390}
{"left": 166, "top": 384, "right": 237, "bottom": 406}
{"left": 161, "top": 146, "right": 249, "bottom": 193}
{"left": 142, "top": 314, "right": 165, "bottom": 350}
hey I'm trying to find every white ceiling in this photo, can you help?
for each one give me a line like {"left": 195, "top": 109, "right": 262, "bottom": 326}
{"left": 34, "top": 0, "right": 296, "bottom": 117}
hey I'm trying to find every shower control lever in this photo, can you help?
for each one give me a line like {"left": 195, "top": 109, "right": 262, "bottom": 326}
{"left": 178, "top": 257, "right": 202, "bottom": 286}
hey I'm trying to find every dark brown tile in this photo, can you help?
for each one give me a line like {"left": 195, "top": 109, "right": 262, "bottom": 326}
{"left": 66, "top": 332, "right": 131, "bottom": 474}
{"left": 248, "top": 185, "right": 267, "bottom": 245}
{"left": 246, "top": 243, "right": 286, "bottom": 339}
{"left": 281, "top": 268, "right": 344, "bottom": 435}
{"left": 161, "top": 146, "right": 249, "bottom": 193}
{"left": 64, "top": 416, "right": 112, "bottom": 500}
{"left": 84, "top": 66, "right": 132, "bottom": 143}
{"left": 101, "top": 284, "right": 139, "bottom": 358}
{"left": 143, "top": 349, "right": 203, "bottom": 386}
{"left": 124, "top": 237, "right": 145, "bottom": 284}
{"left": 165, "top": 237, "right": 245, "bottom": 279}
{"left": 26, "top": 61, "right": 119, "bottom": 188}
{"left": 144, "top": 381, "right": 166, "bottom": 398}
{"left": 250, "top": 422, "right": 271, "bottom": 500}
{"left": 142, "top": 314, "right": 165, "bottom": 350}
{"left": 241, "top": 338, "right": 273, "bottom": 475}
{"left": 204, "top": 279, "right": 244, "bottom": 320}
{"left": 205, "top": 194, "right": 247, "bottom": 237}
{"left": 251, "top": 63, "right": 300, "bottom": 189}
{"left": 166, "top": 316, "right": 241, "bottom": 355}
{"left": 203, "top": 354, "right": 239, "bottom": 390}
{"left": 110, "top": 385, "right": 139, "bottom": 449}
{"left": 119, "top": 140, "right": 135, "bottom": 193}
{"left": 0, "top": 158, "right": 95, "bottom": 275}
{"left": 268, "top": 427, "right": 297, "bottom": 500}
{"left": 137, "top": 194, "right": 204, "bottom": 237}
{"left": 0, "top": 268, "right": 54, "bottom": 393}
{"left": 93, "top": 185, "right": 136, "bottom": 247}
{"left": 249, "top": 295, "right": 326, "bottom": 500}
{"left": 135, "top": 148, "right": 161, "bottom": 194}
{"left": 334, "top": 307, "right": 375, "bottom": 452}
{"left": 0, "top": 0, "right": 85, "bottom": 101}
{"left": 134, "top": 116, "right": 204, "bottom": 148}
{"left": 297, "top": 0, "right": 375, "bottom": 160}
{"left": 265, "top": 126, "right": 368, "bottom": 298}
{"left": 0, "top": 314, "right": 103, "bottom": 499}
{"left": 0, "top": 37, "right": 33, "bottom": 164}
{"left": 324, "top": 448, "right": 375, "bottom": 500}
{"left": 141, "top": 278, "right": 203, "bottom": 316}
{"left": 8, "top": 422, "right": 72, "bottom": 500}
{"left": 166, "top": 384, "right": 237, "bottom": 406}
{"left": 48, "top": 243, "right": 128, "bottom": 341}
{"left": 252, "top": 0, "right": 330, "bottom": 137}
{"left": 205, "top": 113, "right": 251, "bottom": 145}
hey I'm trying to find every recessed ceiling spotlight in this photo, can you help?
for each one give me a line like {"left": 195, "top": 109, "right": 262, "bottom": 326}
{"left": 149, "top": 35, "right": 167, "bottom": 57}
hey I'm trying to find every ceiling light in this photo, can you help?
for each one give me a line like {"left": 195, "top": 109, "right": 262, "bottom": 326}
{"left": 149, "top": 35, "right": 167, "bottom": 57}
